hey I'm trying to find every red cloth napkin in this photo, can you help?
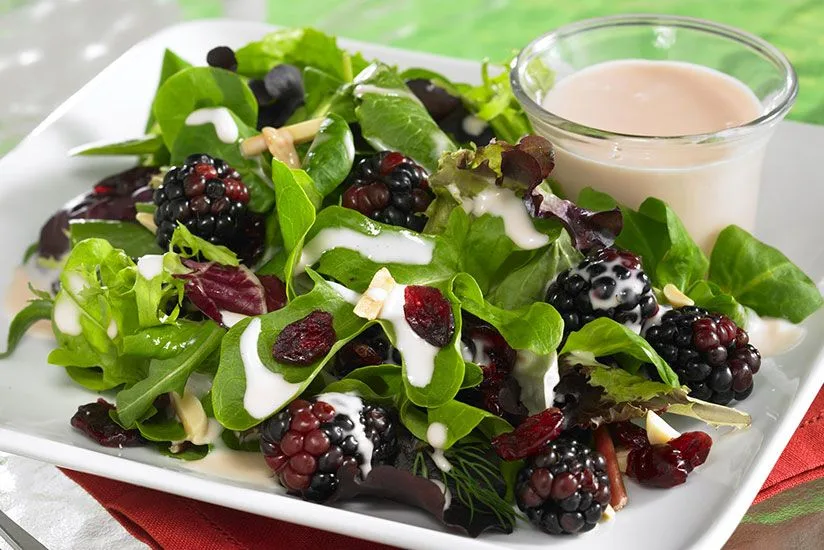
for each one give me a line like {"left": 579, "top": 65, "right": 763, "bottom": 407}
{"left": 62, "top": 386, "right": 824, "bottom": 550}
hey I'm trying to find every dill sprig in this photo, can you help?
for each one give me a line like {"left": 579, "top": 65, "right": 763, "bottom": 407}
{"left": 412, "top": 440, "right": 519, "bottom": 530}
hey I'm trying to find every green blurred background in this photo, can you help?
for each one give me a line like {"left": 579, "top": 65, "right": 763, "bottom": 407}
{"left": 178, "top": 0, "right": 824, "bottom": 124}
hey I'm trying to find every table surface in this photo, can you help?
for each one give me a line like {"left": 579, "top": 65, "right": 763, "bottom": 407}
{"left": 0, "top": 1, "right": 821, "bottom": 549}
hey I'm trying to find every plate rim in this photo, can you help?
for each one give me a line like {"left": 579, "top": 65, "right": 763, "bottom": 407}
{"left": 0, "top": 18, "right": 823, "bottom": 550}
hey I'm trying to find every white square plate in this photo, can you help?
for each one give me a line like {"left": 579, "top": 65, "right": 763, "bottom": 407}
{"left": 0, "top": 20, "right": 822, "bottom": 550}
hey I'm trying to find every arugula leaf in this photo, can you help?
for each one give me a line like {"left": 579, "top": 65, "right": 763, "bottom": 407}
{"left": 169, "top": 109, "right": 274, "bottom": 213}
{"left": 0, "top": 298, "right": 52, "bottom": 358}
{"left": 561, "top": 318, "right": 679, "bottom": 387}
{"left": 69, "top": 220, "right": 161, "bottom": 258}
{"left": 293, "top": 206, "right": 465, "bottom": 292}
{"left": 235, "top": 28, "right": 364, "bottom": 81}
{"left": 709, "top": 226, "right": 823, "bottom": 323}
{"left": 302, "top": 114, "right": 355, "bottom": 197}
{"left": 168, "top": 224, "right": 239, "bottom": 266}
{"left": 146, "top": 49, "right": 193, "bottom": 132}
{"left": 211, "top": 273, "right": 367, "bottom": 430}
{"left": 452, "top": 273, "right": 562, "bottom": 355}
{"left": 122, "top": 321, "right": 205, "bottom": 359}
{"left": 153, "top": 67, "right": 257, "bottom": 150}
{"left": 401, "top": 398, "right": 511, "bottom": 450}
{"left": 353, "top": 63, "right": 456, "bottom": 173}
{"left": 486, "top": 231, "right": 581, "bottom": 310}
{"left": 70, "top": 135, "right": 165, "bottom": 157}
{"left": 116, "top": 321, "right": 223, "bottom": 427}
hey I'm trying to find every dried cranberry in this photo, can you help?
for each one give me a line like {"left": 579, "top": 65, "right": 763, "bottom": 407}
{"left": 491, "top": 407, "right": 565, "bottom": 461}
{"left": 403, "top": 285, "right": 455, "bottom": 347}
{"left": 70, "top": 399, "right": 145, "bottom": 448}
{"left": 626, "top": 444, "right": 690, "bottom": 488}
{"left": 611, "top": 422, "right": 650, "bottom": 450}
{"left": 273, "top": 310, "right": 336, "bottom": 365}
{"left": 669, "top": 431, "right": 712, "bottom": 470}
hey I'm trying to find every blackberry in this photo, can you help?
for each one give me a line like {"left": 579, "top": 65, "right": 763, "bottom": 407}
{"left": 545, "top": 248, "right": 658, "bottom": 339}
{"left": 342, "top": 151, "right": 433, "bottom": 231}
{"left": 644, "top": 306, "right": 761, "bottom": 405}
{"left": 516, "top": 439, "right": 610, "bottom": 535}
{"left": 260, "top": 394, "right": 397, "bottom": 502}
{"left": 457, "top": 314, "right": 527, "bottom": 424}
{"left": 333, "top": 325, "right": 399, "bottom": 377}
{"left": 153, "top": 154, "right": 251, "bottom": 254}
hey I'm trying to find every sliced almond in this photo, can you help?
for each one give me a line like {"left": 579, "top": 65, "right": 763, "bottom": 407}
{"left": 170, "top": 390, "right": 209, "bottom": 445}
{"left": 662, "top": 283, "right": 694, "bottom": 308}
{"left": 240, "top": 118, "right": 324, "bottom": 158}
{"left": 646, "top": 410, "right": 681, "bottom": 445}
{"left": 136, "top": 212, "right": 157, "bottom": 234}
{"left": 601, "top": 504, "right": 616, "bottom": 522}
{"left": 616, "top": 448, "right": 629, "bottom": 473}
{"left": 261, "top": 127, "right": 300, "bottom": 168}
{"left": 354, "top": 268, "right": 396, "bottom": 320}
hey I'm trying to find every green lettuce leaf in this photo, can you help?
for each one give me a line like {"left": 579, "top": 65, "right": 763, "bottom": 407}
{"left": 168, "top": 224, "right": 239, "bottom": 266}
{"left": 69, "top": 220, "right": 161, "bottom": 258}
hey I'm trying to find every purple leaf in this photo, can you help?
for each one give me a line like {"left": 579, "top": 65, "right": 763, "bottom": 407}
{"left": 527, "top": 187, "right": 623, "bottom": 251}
{"left": 38, "top": 166, "right": 158, "bottom": 259}
{"left": 177, "top": 259, "right": 286, "bottom": 326}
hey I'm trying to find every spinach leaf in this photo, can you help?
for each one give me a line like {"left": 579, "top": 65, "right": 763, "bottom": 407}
{"left": 561, "top": 318, "right": 679, "bottom": 387}
{"left": 116, "top": 321, "right": 223, "bottom": 427}
{"left": 460, "top": 215, "right": 520, "bottom": 293}
{"left": 616, "top": 198, "right": 708, "bottom": 291}
{"left": 70, "top": 135, "right": 165, "bottom": 157}
{"left": 158, "top": 443, "right": 210, "bottom": 461}
{"left": 401, "top": 398, "right": 511, "bottom": 450}
{"left": 169, "top": 110, "right": 274, "bottom": 213}
{"left": 452, "top": 273, "right": 563, "bottom": 355}
{"left": 686, "top": 280, "right": 746, "bottom": 326}
{"left": 0, "top": 298, "right": 52, "bottom": 358}
{"left": 486, "top": 231, "right": 581, "bottom": 310}
{"left": 69, "top": 220, "right": 161, "bottom": 258}
{"left": 146, "top": 49, "right": 193, "bottom": 132}
{"left": 212, "top": 273, "right": 367, "bottom": 430}
{"left": 272, "top": 159, "right": 318, "bottom": 252}
{"left": 303, "top": 67, "right": 345, "bottom": 117}
{"left": 354, "top": 63, "right": 456, "bottom": 173}
{"left": 709, "top": 225, "right": 823, "bottom": 323}
{"left": 169, "top": 224, "right": 239, "bottom": 266}
{"left": 325, "top": 363, "right": 405, "bottom": 406}
{"left": 294, "top": 206, "right": 466, "bottom": 292}
{"left": 136, "top": 417, "right": 187, "bottom": 442}
{"left": 302, "top": 114, "right": 355, "bottom": 197}
{"left": 153, "top": 67, "right": 257, "bottom": 150}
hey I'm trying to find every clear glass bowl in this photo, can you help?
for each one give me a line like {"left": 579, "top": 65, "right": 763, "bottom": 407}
{"left": 511, "top": 14, "right": 798, "bottom": 251}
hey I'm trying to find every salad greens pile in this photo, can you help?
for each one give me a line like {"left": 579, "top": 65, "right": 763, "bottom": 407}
{"left": 4, "top": 26, "right": 822, "bottom": 538}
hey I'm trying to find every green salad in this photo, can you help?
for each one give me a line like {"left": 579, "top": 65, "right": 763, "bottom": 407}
{"left": 5, "top": 27, "right": 822, "bottom": 538}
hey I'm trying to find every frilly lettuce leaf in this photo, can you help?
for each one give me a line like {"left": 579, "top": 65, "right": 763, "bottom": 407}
{"left": 169, "top": 224, "right": 239, "bottom": 266}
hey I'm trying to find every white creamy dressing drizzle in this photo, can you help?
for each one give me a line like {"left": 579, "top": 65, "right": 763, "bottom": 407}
{"left": 316, "top": 392, "right": 375, "bottom": 477}
{"left": 53, "top": 294, "right": 82, "bottom": 335}
{"left": 239, "top": 318, "right": 301, "bottom": 419}
{"left": 513, "top": 350, "right": 560, "bottom": 415}
{"left": 746, "top": 312, "right": 807, "bottom": 357}
{"left": 378, "top": 284, "right": 440, "bottom": 388}
{"left": 106, "top": 319, "right": 118, "bottom": 339}
{"left": 461, "top": 115, "right": 488, "bottom": 137}
{"left": 426, "top": 422, "right": 452, "bottom": 472}
{"left": 460, "top": 341, "right": 474, "bottom": 362}
{"left": 327, "top": 281, "right": 362, "bottom": 305}
{"left": 185, "top": 107, "right": 239, "bottom": 144}
{"left": 430, "top": 479, "right": 452, "bottom": 511}
{"left": 219, "top": 310, "right": 248, "bottom": 328}
{"left": 189, "top": 418, "right": 223, "bottom": 446}
{"left": 641, "top": 304, "right": 672, "bottom": 336}
{"left": 465, "top": 187, "right": 549, "bottom": 250}
{"left": 353, "top": 84, "right": 424, "bottom": 106}
{"left": 296, "top": 227, "right": 435, "bottom": 275}
{"left": 182, "top": 435, "right": 278, "bottom": 487}
{"left": 136, "top": 254, "right": 164, "bottom": 279}
{"left": 470, "top": 337, "right": 491, "bottom": 366}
